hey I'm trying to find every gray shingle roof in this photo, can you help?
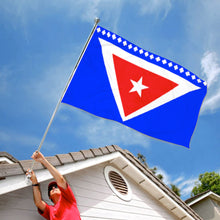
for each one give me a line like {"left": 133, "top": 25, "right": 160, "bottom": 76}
{"left": 185, "top": 190, "right": 211, "bottom": 204}
{"left": 0, "top": 151, "right": 19, "bottom": 163}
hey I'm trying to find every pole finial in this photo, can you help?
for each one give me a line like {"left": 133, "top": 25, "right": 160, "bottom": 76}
{"left": 94, "top": 17, "right": 100, "bottom": 24}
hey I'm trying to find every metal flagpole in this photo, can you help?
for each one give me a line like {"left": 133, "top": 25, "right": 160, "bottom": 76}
{"left": 27, "top": 18, "right": 100, "bottom": 176}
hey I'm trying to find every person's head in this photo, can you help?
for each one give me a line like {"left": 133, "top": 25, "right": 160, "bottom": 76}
{"left": 48, "top": 181, "right": 61, "bottom": 203}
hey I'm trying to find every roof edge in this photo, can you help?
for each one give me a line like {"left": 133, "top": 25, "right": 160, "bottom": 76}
{"left": 186, "top": 190, "right": 220, "bottom": 206}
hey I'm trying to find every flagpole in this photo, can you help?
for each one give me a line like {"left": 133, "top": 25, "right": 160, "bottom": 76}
{"left": 27, "top": 18, "right": 100, "bottom": 176}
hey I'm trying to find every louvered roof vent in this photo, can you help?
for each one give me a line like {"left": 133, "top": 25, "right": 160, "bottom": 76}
{"left": 109, "top": 170, "right": 128, "bottom": 195}
{"left": 104, "top": 166, "right": 132, "bottom": 201}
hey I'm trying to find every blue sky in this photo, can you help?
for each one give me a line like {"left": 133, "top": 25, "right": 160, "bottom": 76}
{"left": 0, "top": 0, "right": 220, "bottom": 200}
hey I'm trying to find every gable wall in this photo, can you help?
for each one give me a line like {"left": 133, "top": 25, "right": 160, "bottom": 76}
{"left": 67, "top": 162, "right": 179, "bottom": 220}
{"left": 0, "top": 185, "right": 41, "bottom": 220}
{"left": 191, "top": 198, "right": 220, "bottom": 220}
{"left": 0, "top": 162, "right": 179, "bottom": 220}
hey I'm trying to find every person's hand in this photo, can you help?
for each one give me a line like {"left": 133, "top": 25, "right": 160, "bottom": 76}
{"left": 26, "top": 169, "right": 38, "bottom": 184}
{"left": 31, "top": 151, "right": 46, "bottom": 163}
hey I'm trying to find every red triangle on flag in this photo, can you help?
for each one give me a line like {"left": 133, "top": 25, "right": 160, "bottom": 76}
{"left": 113, "top": 54, "right": 178, "bottom": 117}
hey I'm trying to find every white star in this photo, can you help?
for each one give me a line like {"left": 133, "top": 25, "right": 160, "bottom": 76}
{"left": 129, "top": 77, "right": 148, "bottom": 97}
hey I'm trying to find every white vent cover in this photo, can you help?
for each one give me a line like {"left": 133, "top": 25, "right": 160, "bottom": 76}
{"left": 104, "top": 166, "right": 132, "bottom": 201}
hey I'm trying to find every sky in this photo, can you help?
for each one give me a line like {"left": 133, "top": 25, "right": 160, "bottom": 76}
{"left": 0, "top": 0, "right": 220, "bottom": 201}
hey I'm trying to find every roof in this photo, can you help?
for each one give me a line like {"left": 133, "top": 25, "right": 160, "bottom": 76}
{"left": 0, "top": 145, "right": 202, "bottom": 220}
{"left": 0, "top": 152, "right": 19, "bottom": 164}
{"left": 185, "top": 190, "right": 220, "bottom": 206}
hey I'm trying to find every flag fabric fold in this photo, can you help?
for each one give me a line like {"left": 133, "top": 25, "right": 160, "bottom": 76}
{"left": 62, "top": 26, "right": 207, "bottom": 148}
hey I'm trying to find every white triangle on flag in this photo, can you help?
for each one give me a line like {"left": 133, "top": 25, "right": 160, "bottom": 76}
{"left": 99, "top": 38, "right": 200, "bottom": 121}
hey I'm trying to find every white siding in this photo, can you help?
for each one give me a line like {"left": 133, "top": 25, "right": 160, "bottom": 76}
{"left": 0, "top": 186, "right": 42, "bottom": 220}
{"left": 0, "top": 162, "right": 179, "bottom": 220}
{"left": 191, "top": 198, "right": 220, "bottom": 220}
{"left": 66, "top": 162, "right": 179, "bottom": 220}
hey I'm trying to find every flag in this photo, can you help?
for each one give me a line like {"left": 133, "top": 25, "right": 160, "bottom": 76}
{"left": 62, "top": 26, "right": 207, "bottom": 148}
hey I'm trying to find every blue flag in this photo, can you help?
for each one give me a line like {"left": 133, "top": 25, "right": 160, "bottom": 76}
{"left": 62, "top": 26, "right": 207, "bottom": 148}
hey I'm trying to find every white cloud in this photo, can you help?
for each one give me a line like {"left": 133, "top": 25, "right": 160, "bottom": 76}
{"left": 172, "top": 176, "right": 184, "bottom": 185}
{"left": 201, "top": 51, "right": 220, "bottom": 87}
{"left": 153, "top": 165, "right": 220, "bottom": 199}
{"left": 0, "top": 130, "right": 57, "bottom": 152}
{"left": 153, "top": 166, "right": 198, "bottom": 199}
{"left": 23, "top": 50, "right": 76, "bottom": 114}
{"left": 0, "top": 0, "right": 123, "bottom": 27}
{"left": 177, "top": 178, "right": 197, "bottom": 198}
{"left": 0, "top": 0, "right": 173, "bottom": 33}
{"left": 154, "top": 166, "right": 171, "bottom": 185}
{"left": 136, "top": 0, "right": 172, "bottom": 18}
{"left": 185, "top": 1, "right": 220, "bottom": 45}
{"left": 77, "top": 115, "right": 151, "bottom": 148}
{"left": 202, "top": 90, "right": 220, "bottom": 113}
{"left": 183, "top": 1, "right": 220, "bottom": 114}
{"left": 67, "top": 0, "right": 123, "bottom": 25}
{"left": 200, "top": 51, "right": 220, "bottom": 113}
{"left": 177, "top": 169, "right": 220, "bottom": 198}
{"left": 0, "top": 130, "right": 38, "bottom": 147}
{"left": 57, "top": 107, "right": 151, "bottom": 149}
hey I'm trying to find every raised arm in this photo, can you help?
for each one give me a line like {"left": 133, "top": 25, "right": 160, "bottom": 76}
{"left": 26, "top": 169, "right": 46, "bottom": 212}
{"left": 31, "top": 151, "right": 67, "bottom": 189}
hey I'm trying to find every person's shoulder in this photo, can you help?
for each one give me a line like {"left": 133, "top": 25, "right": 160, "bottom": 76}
{"left": 59, "top": 183, "right": 76, "bottom": 203}
{"left": 38, "top": 203, "right": 50, "bottom": 218}
{"left": 57, "top": 182, "right": 68, "bottom": 190}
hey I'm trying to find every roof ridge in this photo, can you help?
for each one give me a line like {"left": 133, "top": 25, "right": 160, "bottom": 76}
{"left": 0, "top": 145, "right": 121, "bottom": 178}
{"left": 185, "top": 190, "right": 212, "bottom": 204}
{"left": 0, "top": 152, "right": 19, "bottom": 163}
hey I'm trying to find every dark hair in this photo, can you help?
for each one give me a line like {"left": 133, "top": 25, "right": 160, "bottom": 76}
{"left": 48, "top": 181, "right": 57, "bottom": 198}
